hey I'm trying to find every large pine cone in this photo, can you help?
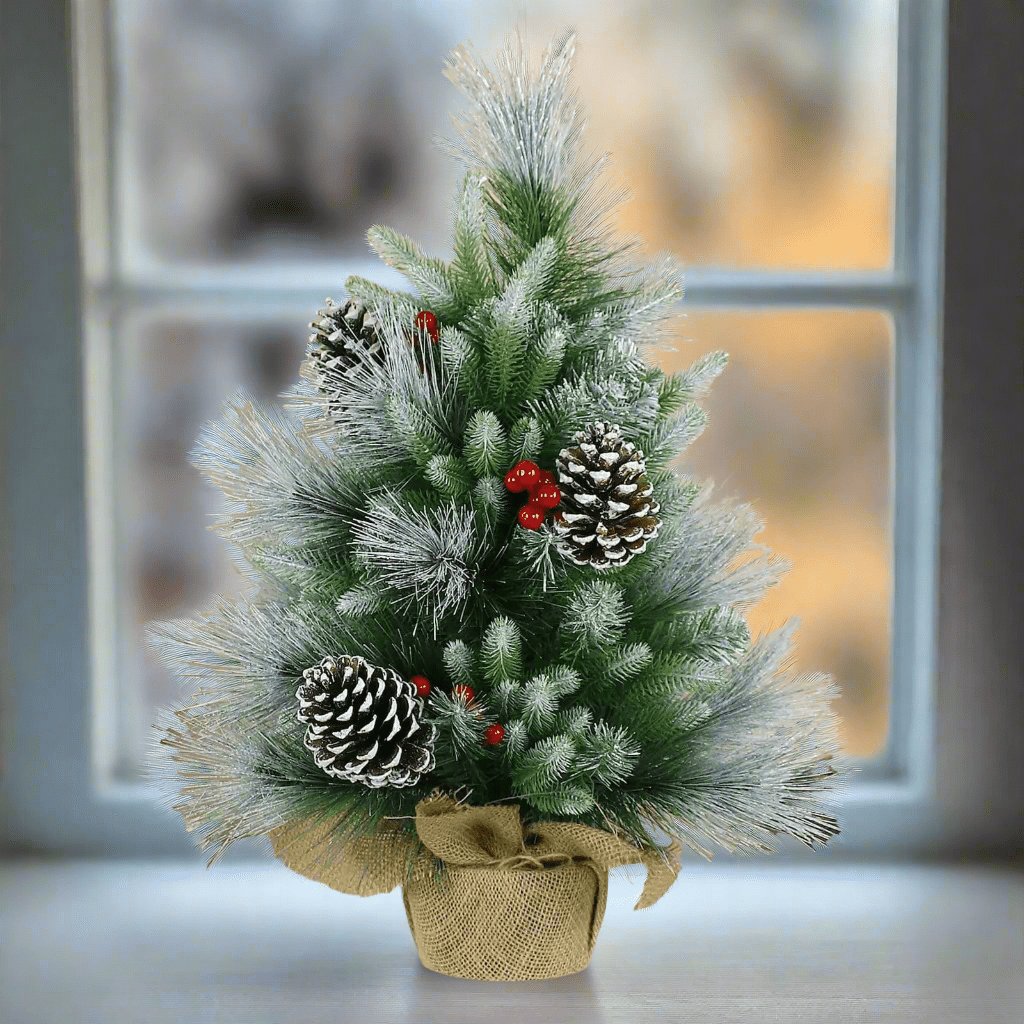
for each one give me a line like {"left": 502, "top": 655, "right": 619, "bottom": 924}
{"left": 552, "top": 422, "right": 661, "bottom": 569}
{"left": 296, "top": 655, "right": 435, "bottom": 788}
{"left": 309, "top": 298, "right": 384, "bottom": 395}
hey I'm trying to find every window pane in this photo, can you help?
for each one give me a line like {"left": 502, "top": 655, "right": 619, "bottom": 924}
{"left": 658, "top": 311, "right": 894, "bottom": 757}
{"left": 478, "top": 1, "right": 900, "bottom": 270}
{"left": 108, "top": 0, "right": 897, "bottom": 273}
{"left": 100, "top": 310, "right": 892, "bottom": 780}
{"left": 99, "top": 313, "right": 307, "bottom": 779}
{"left": 112, "top": 0, "right": 466, "bottom": 271}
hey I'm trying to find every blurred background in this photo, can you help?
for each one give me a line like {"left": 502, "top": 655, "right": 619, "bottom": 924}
{"left": 74, "top": 0, "right": 898, "bottom": 781}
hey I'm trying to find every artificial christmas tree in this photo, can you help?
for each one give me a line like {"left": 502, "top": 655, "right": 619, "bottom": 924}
{"left": 151, "top": 29, "right": 845, "bottom": 982}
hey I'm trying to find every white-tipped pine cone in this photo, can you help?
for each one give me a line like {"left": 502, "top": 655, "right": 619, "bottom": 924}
{"left": 296, "top": 655, "right": 435, "bottom": 788}
{"left": 309, "top": 298, "right": 384, "bottom": 394}
{"left": 552, "top": 422, "right": 661, "bottom": 569}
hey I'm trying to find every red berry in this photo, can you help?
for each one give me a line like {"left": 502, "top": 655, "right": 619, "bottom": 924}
{"left": 518, "top": 503, "right": 546, "bottom": 530}
{"left": 504, "top": 460, "right": 540, "bottom": 493}
{"left": 411, "top": 675, "right": 431, "bottom": 698}
{"left": 532, "top": 482, "right": 561, "bottom": 509}
{"left": 453, "top": 684, "right": 475, "bottom": 703}
{"left": 414, "top": 310, "right": 439, "bottom": 343}
{"left": 484, "top": 723, "right": 505, "bottom": 746}
{"left": 526, "top": 469, "right": 556, "bottom": 501}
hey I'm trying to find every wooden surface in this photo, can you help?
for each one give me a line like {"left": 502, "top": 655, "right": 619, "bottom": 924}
{"left": 1, "top": 861, "right": 1021, "bottom": 1023}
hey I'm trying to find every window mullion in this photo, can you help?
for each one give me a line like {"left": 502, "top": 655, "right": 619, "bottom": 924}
{"left": 892, "top": 0, "right": 915, "bottom": 277}
{"left": 92, "top": 272, "right": 911, "bottom": 319}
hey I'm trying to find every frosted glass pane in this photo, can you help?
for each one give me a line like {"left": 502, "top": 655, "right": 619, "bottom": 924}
{"left": 659, "top": 311, "right": 894, "bottom": 756}
{"left": 104, "top": 314, "right": 308, "bottom": 778}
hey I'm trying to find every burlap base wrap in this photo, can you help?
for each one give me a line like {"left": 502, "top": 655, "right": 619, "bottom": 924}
{"left": 401, "top": 860, "right": 602, "bottom": 980}
{"left": 270, "top": 794, "right": 681, "bottom": 982}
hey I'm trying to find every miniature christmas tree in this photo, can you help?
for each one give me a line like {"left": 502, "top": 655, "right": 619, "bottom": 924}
{"left": 151, "top": 30, "right": 844, "bottom": 982}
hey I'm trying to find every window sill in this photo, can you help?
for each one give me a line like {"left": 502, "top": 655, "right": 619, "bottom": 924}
{"left": 2, "top": 860, "right": 1020, "bottom": 1022}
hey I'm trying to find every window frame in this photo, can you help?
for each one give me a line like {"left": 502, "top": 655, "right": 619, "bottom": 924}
{"left": 1, "top": 0, "right": 968, "bottom": 858}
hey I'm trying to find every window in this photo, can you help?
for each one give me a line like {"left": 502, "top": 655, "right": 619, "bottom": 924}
{"left": 2, "top": 1, "right": 951, "bottom": 855}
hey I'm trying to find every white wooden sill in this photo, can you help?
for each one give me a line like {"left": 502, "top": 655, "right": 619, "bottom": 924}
{"left": 1, "top": 860, "right": 1020, "bottom": 1023}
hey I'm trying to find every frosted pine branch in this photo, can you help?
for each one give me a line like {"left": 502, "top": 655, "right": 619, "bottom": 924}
{"left": 352, "top": 494, "right": 483, "bottom": 626}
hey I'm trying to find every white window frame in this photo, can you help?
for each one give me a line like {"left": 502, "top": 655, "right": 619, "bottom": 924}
{"left": 1, "top": 1, "right": 962, "bottom": 858}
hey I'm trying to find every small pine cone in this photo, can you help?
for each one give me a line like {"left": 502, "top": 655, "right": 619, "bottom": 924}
{"left": 309, "top": 298, "right": 384, "bottom": 399}
{"left": 552, "top": 421, "right": 661, "bottom": 569}
{"left": 296, "top": 655, "right": 436, "bottom": 789}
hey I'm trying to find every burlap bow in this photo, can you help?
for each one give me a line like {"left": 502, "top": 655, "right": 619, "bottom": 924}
{"left": 270, "top": 793, "right": 681, "bottom": 910}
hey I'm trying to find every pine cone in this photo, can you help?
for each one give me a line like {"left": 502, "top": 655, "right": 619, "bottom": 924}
{"left": 552, "top": 421, "right": 661, "bottom": 569}
{"left": 296, "top": 655, "right": 436, "bottom": 788}
{"left": 309, "top": 298, "right": 384, "bottom": 397}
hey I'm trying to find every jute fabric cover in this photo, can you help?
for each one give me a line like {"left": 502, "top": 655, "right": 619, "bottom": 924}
{"left": 271, "top": 794, "right": 682, "bottom": 981}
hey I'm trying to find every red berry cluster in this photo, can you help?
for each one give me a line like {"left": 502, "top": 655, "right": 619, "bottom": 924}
{"left": 409, "top": 676, "right": 504, "bottom": 745}
{"left": 504, "top": 460, "right": 561, "bottom": 529}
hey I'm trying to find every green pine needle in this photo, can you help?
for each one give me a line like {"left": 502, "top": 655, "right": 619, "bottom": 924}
{"left": 480, "top": 616, "right": 523, "bottom": 685}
